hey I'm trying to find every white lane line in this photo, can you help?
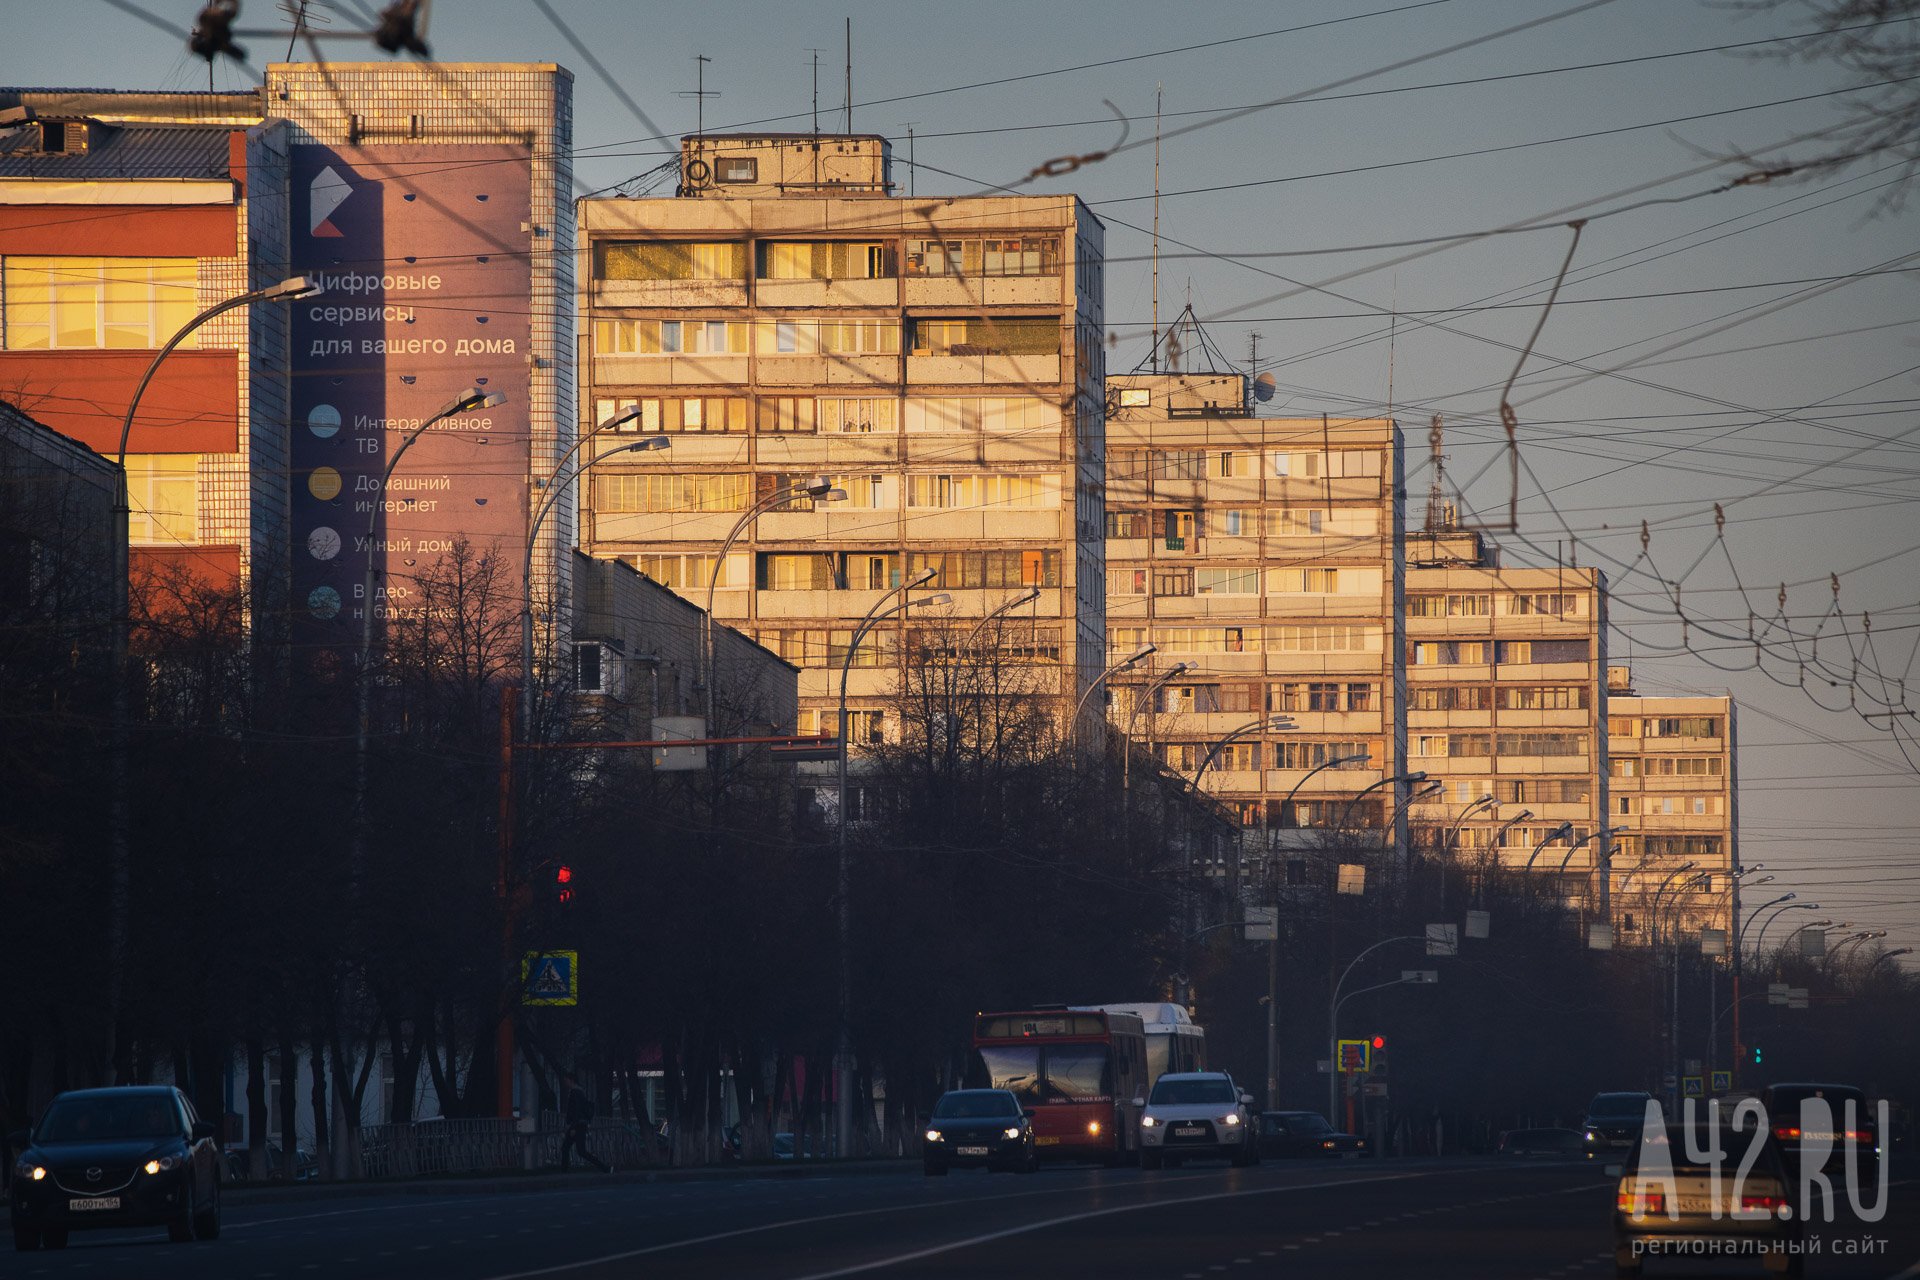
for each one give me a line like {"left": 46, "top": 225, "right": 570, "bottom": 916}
{"left": 224, "top": 1197, "right": 479, "bottom": 1231}
{"left": 474, "top": 1168, "right": 1439, "bottom": 1280}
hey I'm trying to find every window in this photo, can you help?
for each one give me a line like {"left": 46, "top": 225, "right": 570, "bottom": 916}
{"left": 1413, "top": 734, "right": 1447, "bottom": 757}
{"left": 1155, "top": 450, "right": 1206, "bottom": 480}
{"left": 574, "top": 642, "right": 606, "bottom": 694}
{"left": 1508, "top": 592, "right": 1583, "bottom": 616}
{"left": 750, "top": 318, "right": 900, "bottom": 355}
{"left": 1644, "top": 716, "right": 1722, "bottom": 738}
{"left": 849, "top": 554, "right": 901, "bottom": 590}
{"left": 1162, "top": 511, "right": 1197, "bottom": 544}
{"left": 1410, "top": 641, "right": 1487, "bottom": 665}
{"left": 593, "top": 319, "right": 749, "bottom": 355}
{"left": 1265, "top": 508, "right": 1379, "bottom": 537}
{"left": 1268, "top": 682, "right": 1346, "bottom": 712}
{"left": 1448, "top": 733, "right": 1492, "bottom": 758}
{"left": 125, "top": 454, "right": 197, "bottom": 544}
{"left": 1158, "top": 684, "right": 1217, "bottom": 714}
{"left": 905, "top": 549, "right": 1060, "bottom": 589}
{"left": 632, "top": 553, "right": 741, "bottom": 589}
{"left": 1152, "top": 567, "right": 1194, "bottom": 597}
{"left": 910, "top": 316, "right": 1057, "bottom": 356}
{"left": 1607, "top": 716, "right": 1640, "bottom": 737}
{"left": 759, "top": 553, "right": 832, "bottom": 591}
{"left": 716, "top": 156, "right": 757, "bottom": 183}
{"left": 1211, "top": 509, "right": 1254, "bottom": 536}
{"left": 1495, "top": 732, "right": 1589, "bottom": 757}
{"left": 1500, "top": 686, "right": 1589, "bottom": 710}
{"left": 1271, "top": 741, "right": 1374, "bottom": 770}
{"left": 1642, "top": 795, "right": 1724, "bottom": 816}
{"left": 589, "top": 395, "right": 745, "bottom": 433}
{"left": 1107, "top": 568, "right": 1147, "bottom": 596}
{"left": 1610, "top": 757, "right": 1639, "bottom": 778}
{"left": 594, "top": 241, "right": 746, "bottom": 281}
{"left": 1106, "top": 510, "right": 1150, "bottom": 538}
{"left": 1268, "top": 625, "right": 1383, "bottom": 653}
{"left": 595, "top": 472, "right": 749, "bottom": 512}
{"left": 1409, "top": 686, "right": 1488, "bottom": 711}
{"left": 1407, "top": 594, "right": 1492, "bottom": 617}
{"left": 1108, "top": 627, "right": 1147, "bottom": 659}
{"left": 1212, "top": 451, "right": 1255, "bottom": 478}
{"left": 905, "top": 473, "right": 1058, "bottom": 509}
{"left": 758, "top": 396, "right": 817, "bottom": 433}
{"left": 817, "top": 398, "right": 896, "bottom": 433}
{"left": 828, "top": 628, "right": 899, "bottom": 668}
{"left": 1195, "top": 566, "right": 1258, "bottom": 595}
{"left": 904, "top": 396, "right": 1052, "bottom": 434}
{"left": 1345, "top": 683, "right": 1375, "bottom": 711}
{"left": 1270, "top": 567, "right": 1381, "bottom": 595}
{"left": 1501, "top": 779, "right": 1591, "bottom": 805}
{"left": 1118, "top": 387, "right": 1151, "bottom": 407}
{"left": 4, "top": 257, "right": 197, "bottom": 350}
{"left": 760, "top": 630, "right": 830, "bottom": 665}
{"left": 1444, "top": 779, "right": 1492, "bottom": 805}
{"left": 1268, "top": 450, "right": 1381, "bottom": 478}
{"left": 825, "top": 474, "right": 888, "bottom": 508}
{"left": 1494, "top": 639, "right": 1590, "bottom": 664}
{"left": 759, "top": 241, "right": 886, "bottom": 280}
{"left": 1216, "top": 682, "right": 1260, "bottom": 713}
{"left": 902, "top": 236, "right": 1058, "bottom": 276}
{"left": 1151, "top": 626, "right": 1256, "bottom": 653}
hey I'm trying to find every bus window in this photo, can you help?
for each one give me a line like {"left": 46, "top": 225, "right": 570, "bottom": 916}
{"left": 1044, "top": 1044, "right": 1112, "bottom": 1102}
{"left": 972, "top": 1045, "right": 1042, "bottom": 1105}
{"left": 1145, "top": 1036, "right": 1170, "bottom": 1084}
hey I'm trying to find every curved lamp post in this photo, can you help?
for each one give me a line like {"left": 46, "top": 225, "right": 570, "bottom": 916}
{"left": 105, "top": 275, "right": 322, "bottom": 1070}
{"left": 520, "top": 408, "right": 668, "bottom": 733}
{"left": 1336, "top": 771, "right": 1427, "bottom": 837}
{"left": 1752, "top": 902, "right": 1820, "bottom": 965}
{"left": 1121, "top": 661, "right": 1192, "bottom": 790}
{"left": 1070, "top": 641, "right": 1154, "bottom": 745}
{"left": 1737, "top": 892, "right": 1794, "bottom": 959}
{"left": 1558, "top": 824, "right": 1629, "bottom": 875}
{"left": 1867, "top": 948, "right": 1913, "bottom": 978}
{"left": 1523, "top": 822, "right": 1576, "bottom": 872}
{"left": 1327, "top": 935, "right": 1428, "bottom": 1127}
{"left": 835, "top": 570, "right": 949, "bottom": 1160}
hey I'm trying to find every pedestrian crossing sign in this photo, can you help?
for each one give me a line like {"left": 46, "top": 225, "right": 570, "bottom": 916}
{"left": 1710, "top": 1070, "right": 1732, "bottom": 1093}
{"left": 1336, "top": 1039, "right": 1369, "bottom": 1073}
{"left": 522, "top": 951, "right": 578, "bottom": 1006}
{"left": 1682, "top": 1076, "right": 1703, "bottom": 1097}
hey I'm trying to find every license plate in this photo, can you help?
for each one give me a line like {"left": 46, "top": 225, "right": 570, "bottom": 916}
{"left": 1036, "top": 1136, "right": 1060, "bottom": 1146}
{"left": 1174, "top": 1126, "right": 1204, "bottom": 1137}
{"left": 957, "top": 1146, "right": 989, "bottom": 1156}
{"left": 1677, "top": 1199, "right": 1716, "bottom": 1214}
{"left": 68, "top": 1197, "right": 120, "bottom": 1211}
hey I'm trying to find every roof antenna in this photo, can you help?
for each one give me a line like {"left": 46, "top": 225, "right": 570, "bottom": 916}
{"left": 844, "top": 17, "right": 852, "bottom": 133}
{"left": 1151, "top": 83, "right": 1161, "bottom": 374}
{"left": 809, "top": 48, "right": 822, "bottom": 136}
{"left": 678, "top": 54, "right": 719, "bottom": 138}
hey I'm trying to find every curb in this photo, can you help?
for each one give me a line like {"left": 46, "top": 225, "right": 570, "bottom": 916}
{"left": 223, "top": 1158, "right": 917, "bottom": 1205}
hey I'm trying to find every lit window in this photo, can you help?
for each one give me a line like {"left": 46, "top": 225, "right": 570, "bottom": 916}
{"left": 4, "top": 258, "right": 198, "bottom": 350}
{"left": 124, "top": 454, "right": 199, "bottom": 545}
{"left": 1118, "top": 387, "right": 1151, "bottom": 407}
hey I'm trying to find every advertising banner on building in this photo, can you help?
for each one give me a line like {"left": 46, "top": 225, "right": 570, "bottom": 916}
{"left": 288, "top": 145, "right": 532, "bottom": 648}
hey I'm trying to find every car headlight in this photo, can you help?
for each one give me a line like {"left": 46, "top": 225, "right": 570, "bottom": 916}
{"left": 1004, "top": 1127, "right": 1022, "bottom": 1139}
{"left": 29, "top": 1165, "right": 47, "bottom": 1181}
{"left": 1139, "top": 1115, "right": 1156, "bottom": 1127}
{"left": 1087, "top": 1120, "right": 1101, "bottom": 1135}
{"left": 1223, "top": 1114, "right": 1241, "bottom": 1126}
{"left": 925, "top": 1130, "right": 942, "bottom": 1142}
{"left": 1585, "top": 1131, "right": 1597, "bottom": 1141}
{"left": 143, "top": 1156, "right": 180, "bottom": 1175}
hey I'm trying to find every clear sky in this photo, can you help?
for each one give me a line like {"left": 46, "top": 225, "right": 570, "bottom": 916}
{"left": 21, "top": 0, "right": 1920, "bottom": 960}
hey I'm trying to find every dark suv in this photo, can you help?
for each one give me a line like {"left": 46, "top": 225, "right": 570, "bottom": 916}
{"left": 9, "top": 1086, "right": 222, "bottom": 1251}
{"left": 1583, "top": 1091, "right": 1657, "bottom": 1161}
{"left": 923, "top": 1089, "right": 1035, "bottom": 1175}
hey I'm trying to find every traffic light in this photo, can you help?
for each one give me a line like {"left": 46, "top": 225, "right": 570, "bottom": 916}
{"left": 1752, "top": 1046, "right": 1762, "bottom": 1066}
{"left": 1371, "top": 1035, "right": 1385, "bottom": 1050}
{"left": 555, "top": 864, "right": 574, "bottom": 904}
{"left": 1371, "top": 1037, "right": 1389, "bottom": 1077}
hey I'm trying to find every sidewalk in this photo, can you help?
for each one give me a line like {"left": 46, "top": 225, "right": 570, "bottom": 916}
{"left": 224, "top": 1157, "right": 918, "bottom": 1205}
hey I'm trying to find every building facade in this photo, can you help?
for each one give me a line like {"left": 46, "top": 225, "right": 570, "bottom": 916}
{"left": 1607, "top": 676, "right": 1737, "bottom": 941}
{"left": 1102, "top": 367, "right": 1407, "bottom": 864}
{"left": 577, "top": 134, "right": 1106, "bottom": 743}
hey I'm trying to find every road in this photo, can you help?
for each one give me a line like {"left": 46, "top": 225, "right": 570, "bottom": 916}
{"left": 4, "top": 1158, "right": 1915, "bottom": 1280}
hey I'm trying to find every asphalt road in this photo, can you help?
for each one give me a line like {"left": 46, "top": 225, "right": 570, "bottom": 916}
{"left": 4, "top": 1158, "right": 1915, "bottom": 1280}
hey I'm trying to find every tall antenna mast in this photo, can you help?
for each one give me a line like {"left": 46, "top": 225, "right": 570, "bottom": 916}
{"left": 1152, "top": 84, "right": 1161, "bottom": 374}
{"left": 810, "top": 49, "right": 821, "bottom": 135}
{"left": 677, "top": 55, "right": 720, "bottom": 140}
{"left": 844, "top": 18, "right": 852, "bottom": 133}
{"left": 905, "top": 123, "right": 918, "bottom": 198}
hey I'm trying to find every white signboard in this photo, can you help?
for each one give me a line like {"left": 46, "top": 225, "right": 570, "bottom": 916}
{"left": 1699, "top": 928, "right": 1727, "bottom": 957}
{"left": 1244, "top": 907, "right": 1277, "bottom": 942}
{"left": 1588, "top": 923, "right": 1614, "bottom": 951}
{"left": 650, "top": 715, "right": 709, "bottom": 771}
{"left": 1337, "top": 864, "right": 1367, "bottom": 896}
{"left": 1426, "top": 923, "right": 1458, "bottom": 956}
{"left": 1465, "top": 910, "right": 1490, "bottom": 940}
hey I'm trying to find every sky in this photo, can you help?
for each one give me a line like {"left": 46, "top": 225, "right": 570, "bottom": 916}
{"left": 18, "top": 0, "right": 1920, "bottom": 962}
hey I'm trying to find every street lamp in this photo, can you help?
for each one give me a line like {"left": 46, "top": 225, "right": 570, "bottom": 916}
{"left": 103, "top": 276, "right": 324, "bottom": 1065}
{"left": 1523, "top": 822, "right": 1576, "bottom": 872}
{"left": 1121, "top": 661, "right": 1192, "bottom": 790}
{"left": 1752, "top": 902, "right": 1820, "bottom": 963}
{"left": 1069, "top": 641, "right": 1154, "bottom": 744}
{"left": 519, "top": 409, "right": 669, "bottom": 734}
{"left": 1558, "top": 824, "right": 1628, "bottom": 875}
{"left": 1736, "top": 892, "right": 1794, "bottom": 959}
{"left": 1335, "top": 771, "right": 1426, "bottom": 838}
{"left": 705, "top": 476, "right": 845, "bottom": 742}
{"left": 960, "top": 587, "right": 1043, "bottom": 653}
{"left": 1191, "top": 714, "right": 1295, "bottom": 789}
{"left": 1866, "top": 948, "right": 1913, "bottom": 978}
{"left": 835, "top": 569, "right": 949, "bottom": 1161}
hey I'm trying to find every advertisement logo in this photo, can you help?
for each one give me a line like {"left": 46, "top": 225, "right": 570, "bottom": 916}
{"left": 309, "top": 166, "right": 351, "bottom": 238}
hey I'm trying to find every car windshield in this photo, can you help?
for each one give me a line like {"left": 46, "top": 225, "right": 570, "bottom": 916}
{"left": 1589, "top": 1094, "right": 1651, "bottom": 1119}
{"left": 37, "top": 1095, "right": 181, "bottom": 1143}
{"left": 934, "top": 1092, "right": 1017, "bottom": 1119}
{"left": 1150, "top": 1077, "right": 1234, "bottom": 1106}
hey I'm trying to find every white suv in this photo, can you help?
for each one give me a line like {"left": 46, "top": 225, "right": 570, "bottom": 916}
{"left": 1137, "top": 1072, "right": 1260, "bottom": 1169}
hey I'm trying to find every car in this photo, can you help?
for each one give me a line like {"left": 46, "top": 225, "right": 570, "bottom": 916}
{"left": 1137, "top": 1072, "right": 1259, "bottom": 1169}
{"left": 923, "top": 1089, "right": 1035, "bottom": 1176}
{"left": 1257, "top": 1111, "right": 1365, "bottom": 1159}
{"left": 9, "top": 1086, "right": 222, "bottom": 1251}
{"left": 1758, "top": 1083, "right": 1879, "bottom": 1183}
{"left": 1498, "top": 1127, "right": 1584, "bottom": 1159}
{"left": 1584, "top": 1091, "right": 1658, "bottom": 1160}
{"left": 1612, "top": 1116, "right": 1802, "bottom": 1278}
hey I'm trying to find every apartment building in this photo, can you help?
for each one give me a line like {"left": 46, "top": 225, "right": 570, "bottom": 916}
{"left": 577, "top": 134, "right": 1106, "bottom": 743}
{"left": 0, "top": 89, "right": 290, "bottom": 611}
{"left": 1606, "top": 672, "right": 1737, "bottom": 941}
{"left": 1102, "top": 366, "right": 1406, "bottom": 857}
{"left": 1406, "top": 546, "right": 1610, "bottom": 897}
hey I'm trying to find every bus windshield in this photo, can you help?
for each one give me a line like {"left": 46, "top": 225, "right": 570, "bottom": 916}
{"left": 972, "top": 1043, "right": 1113, "bottom": 1103}
{"left": 974, "top": 1045, "right": 1042, "bottom": 1105}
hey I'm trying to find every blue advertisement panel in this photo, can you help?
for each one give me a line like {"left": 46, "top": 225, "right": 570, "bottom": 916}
{"left": 289, "top": 145, "right": 532, "bottom": 648}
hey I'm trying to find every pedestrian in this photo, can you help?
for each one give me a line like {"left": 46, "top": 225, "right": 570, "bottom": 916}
{"left": 559, "top": 1073, "right": 611, "bottom": 1174}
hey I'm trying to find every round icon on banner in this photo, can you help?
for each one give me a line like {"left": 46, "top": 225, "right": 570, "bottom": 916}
{"left": 308, "top": 466, "right": 342, "bottom": 500}
{"left": 307, "top": 404, "right": 341, "bottom": 438}
{"left": 307, "top": 585, "right": 342, "bottom": 620}
{"left": 307, "top": 527, "right": 342, "bottom": 561}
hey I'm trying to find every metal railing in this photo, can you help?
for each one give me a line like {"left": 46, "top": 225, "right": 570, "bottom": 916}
{"left": 356, "top": 1115, "right": 658, "bottom": 1179}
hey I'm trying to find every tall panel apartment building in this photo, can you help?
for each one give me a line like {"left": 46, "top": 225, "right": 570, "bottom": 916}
{"left": 1606, "top": 673, "right": 1737, "bottom": 940}
{"left": 1406, "top": 543, "right": 1611, "bottom": 897}
{"left": 0, "top": 89, "right": 289, "bottom": 612}
{"left": 1102, "top": 369, "right": 1407, "bottom": 854}
{"left": 577, "top": 135, "right": 1106, "bottom": 740}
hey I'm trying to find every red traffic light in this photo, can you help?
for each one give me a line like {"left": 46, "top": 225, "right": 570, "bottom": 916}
{"left": 1371, "top": 1035, "right": 1385, "bottom": 1049}
{"left": 556, "top": 865, "right": 573, "bottom": 884}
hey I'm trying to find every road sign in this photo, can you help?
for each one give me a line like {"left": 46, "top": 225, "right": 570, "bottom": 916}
{"left": 1464, "top": 910, "right": 1490, "bottom": 940}
{"left": 1711, "top": 1071, "right": 1732, "bottom": 1092}
{"left": 1683, "top": 1077, "right": 1704, "bottom": 1098}
{"left": 1316, "top": 1059, "right": 1332, "bottom": 1074}
{"left": 650, "top": 716, "right": 708, "bottom": 771}
{"left": 1768, "top": 983, "right": 1789, "bottom": 1005}
{"left": 521, "top": 950, "right": 578, "bottom": 1006}
{"left": 1336, "top": 1039, "right": 1370, "bottom": 1073}
{"left": 1337, "top": 864, "right": 1367, "bottom": 895}
{"left": 1425, "top": 923, "right": 1458, "bottom": 956}
{"left": 1685, "top": 1058, "right": 1702, "bottom": 1075}
{"left": 1700, "top": 928, "right": 1727, "bottom": 957}
{"left": 1787, "top": 987, "right": 1809, "bottom": 1010}
{"left": 1588, "top": 923, "right": 1613, "bottom": 951}
{"left": 1363, "top": 1081, "right": 1389, "bottom": 1098}
{"left": 1662, "top": 1071, "right": 1677, "bottom": 1091}
{"left": 1401, "top": 969, "right": 1439, "bottom": 984}
{"left": 1244, "top": 907, "right": 1277, "bottom": 942}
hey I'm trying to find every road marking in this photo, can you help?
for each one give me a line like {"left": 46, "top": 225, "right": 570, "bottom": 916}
{"left": 225, "top": 1197, "right": 477, "bottom": 1232}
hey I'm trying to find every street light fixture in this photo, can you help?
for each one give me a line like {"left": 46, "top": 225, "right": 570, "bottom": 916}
{"left": 1752, "top": 902, "right": 1820, "bottom": 963}
{"left": 1120, "top": 661, "right": 1192, "bottom": 790}
{"left": 104, "top": 275, "right": 323, "bottom": 1065}
{"left": 1523, "top": 822, "right": 1576, "bottom": 872}
{"left": 1069, "top": 642, "right": 1155, "bottom": 743}
{"left": 835, "top": 569, "right": 948, "bottom": 1160}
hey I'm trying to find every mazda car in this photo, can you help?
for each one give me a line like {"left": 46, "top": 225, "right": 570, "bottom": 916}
{"left": 9, "top": 1086, "right": 222, "bottom": 1251}
{"left": 923, "top": 1089, "right": 1035, "bottom": 1175}
{"left": 1138, "top": 1072, "right": 1259, "bottom": 1169}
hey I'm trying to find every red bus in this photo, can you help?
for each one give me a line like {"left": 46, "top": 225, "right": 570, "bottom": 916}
{"left": 967, "top": 1008, "right": 1148, "bottom": 1164}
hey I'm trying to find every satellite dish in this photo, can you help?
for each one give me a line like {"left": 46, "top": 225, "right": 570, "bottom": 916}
{"left": 1253, "top": 372, "right": 1277, "bottom": 403}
